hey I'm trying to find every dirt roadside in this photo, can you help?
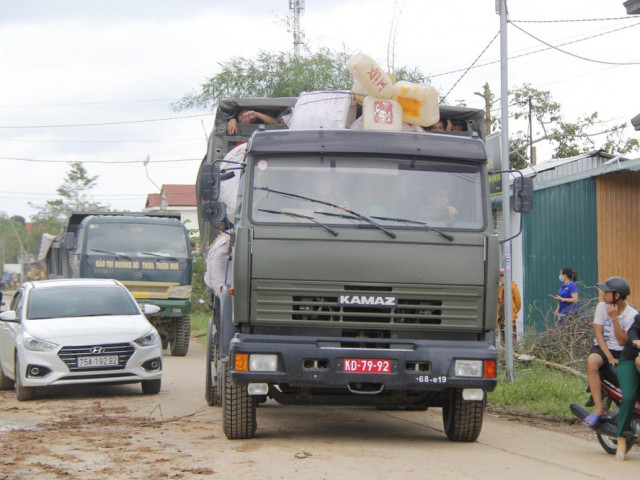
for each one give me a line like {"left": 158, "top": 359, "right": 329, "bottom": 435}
{"left": 0, "top": 329, "right": 635, "bottom": 479}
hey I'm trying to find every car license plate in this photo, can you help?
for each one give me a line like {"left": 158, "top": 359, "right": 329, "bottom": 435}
{"left": 343, "top": 358, "right": 392, "bottom": 374}
{"left": 77, "top": 356, "right": 119, "bottom": 368}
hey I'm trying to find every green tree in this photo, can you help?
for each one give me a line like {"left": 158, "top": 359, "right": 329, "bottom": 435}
{"left": 508, "top": 84, "right": 639, "bottom": 165}
{"left": 29, "top": 162, "right": 110, "bottom": 234}
{"left": 172, "top": 47, "right": 431, "bottom": 111}
{"left": 0, "top": 214, "right": 27, "bottom": 265}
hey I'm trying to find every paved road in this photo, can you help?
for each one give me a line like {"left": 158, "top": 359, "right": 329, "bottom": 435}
{"left": 0, "top": 318, "right": 638, "bottom": 478}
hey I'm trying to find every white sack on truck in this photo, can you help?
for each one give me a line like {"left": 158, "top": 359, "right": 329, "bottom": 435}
{"left": 204, "top": 232, "right": 231, "bottom": 295}
{"left": 289, "top": 91, "right": 357, "bottom": 130}
{"left": 219, "top": 142, "right": 247, "bottom": 223}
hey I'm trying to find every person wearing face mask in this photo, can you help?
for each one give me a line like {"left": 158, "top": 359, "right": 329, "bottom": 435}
{"left": 497, "top": 268, "right": 521, "bottom": 346}
{"left": 551, "top": 267, "right": 579, "bottom": 322}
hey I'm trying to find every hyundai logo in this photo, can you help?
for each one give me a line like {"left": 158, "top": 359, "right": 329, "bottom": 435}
{"left": 90, "top": 346, "right": 105, "bottom": 355}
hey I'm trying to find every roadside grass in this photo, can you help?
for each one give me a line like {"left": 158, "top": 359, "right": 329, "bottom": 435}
{"left": 190, "top": 310, "right": 210, "bottom": 340}
{"left": 488, "top": 360, "right": 590, "bottom": 420}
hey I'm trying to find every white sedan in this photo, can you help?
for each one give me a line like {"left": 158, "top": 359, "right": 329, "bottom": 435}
{"left": 0, "top": 278, "right": 163, "bottom": 401}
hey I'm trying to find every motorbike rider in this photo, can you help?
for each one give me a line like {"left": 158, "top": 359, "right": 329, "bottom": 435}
{"left": 583, "top": 277, "right": 638, "bottom": 429}
{"left": 615, "top": 312, "right": 640, "bottom": 460}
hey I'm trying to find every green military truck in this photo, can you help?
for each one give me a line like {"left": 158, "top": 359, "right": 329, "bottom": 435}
{"left": 40, "top": 212, "right": 193, "bottom": 356}
{"left": 199, "top": 96, "right": 500, "bottom": 440}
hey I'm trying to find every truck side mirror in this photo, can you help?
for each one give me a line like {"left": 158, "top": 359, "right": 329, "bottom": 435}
{"left": 199, "top": 164, "right": 221, "bottom": 202}
{"left": 63, "top": 232, "right": 76, "bottom": 250}
{"left": 201, "top": 201, "right": 227, "bottom": 223}
{"left": 513, "top": 176, "right": 534, "bottom": 213}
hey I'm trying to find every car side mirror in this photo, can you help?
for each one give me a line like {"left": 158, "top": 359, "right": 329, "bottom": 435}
{"left": 513, "top": 176, "right": 534, "bottom": 214}
{"left": 0, "top": 310, "right": 18, "bottom": 322}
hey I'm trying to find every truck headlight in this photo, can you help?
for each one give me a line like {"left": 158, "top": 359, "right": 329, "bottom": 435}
{"left": 249, "top": 354, "right": 278, "bottom": 372}
{"left": 134, "top": 330, "right": 160, "bottom": 347}
{"left": 455, "top": 359, "right": 483, "bottom": 377}
{"left": 23, "top": 333, "right": 57, "bottom": 352}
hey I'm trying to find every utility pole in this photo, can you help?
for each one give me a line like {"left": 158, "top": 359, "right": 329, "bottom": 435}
{"left": 289, "top": 0, "right": 305, "bottom": 57}
{"left": 474, "top": 82, "right": 493, "bottom": 134}
{"left": 528, "top": 95, "right": 536, "bottom": 166}
{"left": 497, "top": 0, "right": 515, "bottom": 382}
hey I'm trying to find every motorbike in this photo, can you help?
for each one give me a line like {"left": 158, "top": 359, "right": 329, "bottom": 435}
{"left": 570, "top": 363, "right": 640, "bottom": 455}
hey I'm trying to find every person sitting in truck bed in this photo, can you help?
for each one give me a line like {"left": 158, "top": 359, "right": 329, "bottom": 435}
{"left": 227, "top": 109, "right": 280, "bottom": 135}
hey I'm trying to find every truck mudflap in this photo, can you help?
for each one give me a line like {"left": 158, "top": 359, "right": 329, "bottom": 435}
{"left": 228, "top": 333, "right": 497, "bottom": 392}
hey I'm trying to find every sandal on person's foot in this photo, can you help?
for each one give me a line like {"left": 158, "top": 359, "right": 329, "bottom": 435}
{"left": 582, "top": 413, "right": 601, "bottom": 427}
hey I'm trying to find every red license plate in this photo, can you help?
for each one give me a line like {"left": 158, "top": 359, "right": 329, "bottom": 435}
{"left": 343, "top": 358, "right": 392, "bottom": 374}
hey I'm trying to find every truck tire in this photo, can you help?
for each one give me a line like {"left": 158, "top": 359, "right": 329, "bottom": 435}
{"left": 442, "top": 388, "right": 484, "bottom": 442}
{"left": 0, "top": 362, "right": 15, "bottom": 390}
{"left": 205, "top": 327, "right": 221, "bottom": 407}
{"left": 141, "top": 379, "right": 162, "bottom": 395}
{"left": 15, "top": 358, "right": 36, "bottom": 401}
{"left": 170, "top": 316, "right": 191, "bottom": 357}
{"left": 221, "top": 360, "right": 257, "bottom": 439}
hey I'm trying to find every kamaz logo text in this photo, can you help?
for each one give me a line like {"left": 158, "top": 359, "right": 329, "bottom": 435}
{"left": 338, "top": 295, "right": 397, "bottom": 307}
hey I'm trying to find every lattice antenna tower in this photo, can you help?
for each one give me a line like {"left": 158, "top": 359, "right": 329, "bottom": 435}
{"left": 290, "top": 0, "right": 305, "bottom": 57}
{"left": 386, "top": 0, "right": 404, "bottom": 74}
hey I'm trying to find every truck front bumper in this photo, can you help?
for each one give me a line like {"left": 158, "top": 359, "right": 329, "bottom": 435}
{"left": 228, "top": 333, "right": 497, "bottom": 392}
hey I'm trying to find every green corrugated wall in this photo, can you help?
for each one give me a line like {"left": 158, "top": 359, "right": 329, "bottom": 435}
{"left": 522, "top": 178, "right": 599, "bottom": 331}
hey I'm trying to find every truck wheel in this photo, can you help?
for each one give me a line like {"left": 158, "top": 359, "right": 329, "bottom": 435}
{"left": 442, "top": 388, "right": 484, "bottom": 442}
{"left": 221, "top": 360, "right": 257, "bottom": 439}
{"left": 0, "top": 361, "right": 15, "bottom": 390}
{"left": 205, "top": 327, "right": 221, "bottom": 407}
{"left": 15, "top": 358, "right": 36, "bottom": 401}
{"left": 170, "top": 316, "right": 191, "bottom": 357}
{"left": 141, "top": 379, "right": 162, "bottom": 395}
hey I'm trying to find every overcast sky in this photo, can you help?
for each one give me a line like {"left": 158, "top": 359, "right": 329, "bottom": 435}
{"left": 1, "top": 0, "right": 639, "bottom": 220}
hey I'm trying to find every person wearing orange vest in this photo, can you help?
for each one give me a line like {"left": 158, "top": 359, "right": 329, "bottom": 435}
{"left": 498, "top": 268, "right": 522, "bottom": 346}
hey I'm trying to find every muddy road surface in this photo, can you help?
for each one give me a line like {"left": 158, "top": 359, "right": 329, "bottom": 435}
{"left": 1, "top": 334, "right": 638, "bottom": 479}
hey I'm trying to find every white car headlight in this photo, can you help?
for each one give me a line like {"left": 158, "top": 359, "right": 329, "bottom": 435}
{"left": 23, "top": 333, "right": 57, "bottom": 352}
{"left": 134, "top": 330, "right": 160, "bottom": 347}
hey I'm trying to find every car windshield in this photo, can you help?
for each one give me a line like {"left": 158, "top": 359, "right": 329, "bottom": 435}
{"left": 85, "top": 222, "right": 189, "bottom": 258}
{"left": 27, "top": 285, "right": 140, "bottom": 320}
{"left": 250, "top": 156, "right": 485, "bottom": 231}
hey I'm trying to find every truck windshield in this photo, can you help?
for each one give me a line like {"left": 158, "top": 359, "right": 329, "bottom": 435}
{"left": 85, "top": 223, "right": 189, "bottom": 257}
{"left": 250, "top": 156, "right": 485, "bottom": 230}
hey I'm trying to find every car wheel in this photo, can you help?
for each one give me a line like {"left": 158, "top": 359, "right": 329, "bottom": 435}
{"left": 442, "top": 388, "right": 484, "bottom": 442}
{"left": 141, "top": 379, "right": 161, "bottom": 395}
{"left": 0, "top": 360, "right": 15, "bottom": 391}
{"left": 170, "top": 316, "right": 190, "bottom": 357}
{"left": 15, "top": 357, "right": 36, "bottom": 401}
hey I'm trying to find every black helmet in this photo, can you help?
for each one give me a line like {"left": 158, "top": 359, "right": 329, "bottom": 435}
{"left": 597, "top": 277, "right": 631, "bottom": 296}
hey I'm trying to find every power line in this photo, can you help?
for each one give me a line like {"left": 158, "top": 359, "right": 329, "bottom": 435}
{"left": 429, "top": 21, "right": 640, "bottom": 79}
{"left": 0, "top": 137, "right": 203, "bottom": 144}
{"left": 510, "top": 21, "right": 640, "bottom": 66}
{"left": 0, "top": 113, "right": 213, "bottom": 129}
{"left": 0, "top": 156, "right": 200, "bottom": 164}
{"left": 0, "top": 98, "right": 178, "bottom": 108}
{"left": 509, "top": 16, "right": 634, "bottom": 23}
{"left": 440, "top": 31, "right": 500, "bottom": 103}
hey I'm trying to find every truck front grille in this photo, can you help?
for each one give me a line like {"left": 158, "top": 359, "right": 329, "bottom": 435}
{"left": 252, "top": 281, "right": 483, "bottom": 329}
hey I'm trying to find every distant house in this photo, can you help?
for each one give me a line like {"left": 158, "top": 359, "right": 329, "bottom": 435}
{"left": 144, "top": 184, "right": 198, "bottom": 236}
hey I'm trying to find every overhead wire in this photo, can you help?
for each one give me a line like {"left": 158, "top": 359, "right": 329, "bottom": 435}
{"left": 0, "top": 155, "right": 200, "bottom": 164}
{"left": 0, "top": 113, "right": 213, "bottom": 129}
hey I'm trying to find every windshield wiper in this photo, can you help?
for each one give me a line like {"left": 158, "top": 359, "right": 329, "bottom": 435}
{"left": 256, "top": 187, "right": 396, "bottom": 239}
{"left": 370, "top": 216, "right": 454, "bottom": 241}
{"left": 89, "top": 249, "right": 132, "bottom": 260}
{"left": 257, "top": 208, "right": 338, "bottom": 236}
{"left": 140, "top": 252, "right": 180, "bottom": 261}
